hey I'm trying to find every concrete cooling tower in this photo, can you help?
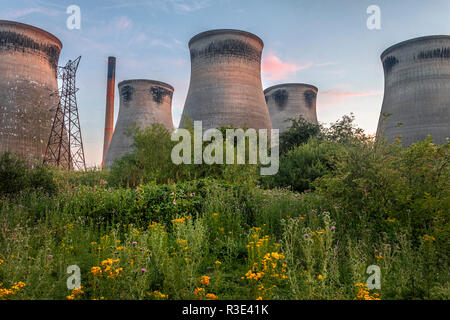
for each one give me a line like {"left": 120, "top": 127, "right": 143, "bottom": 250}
{"left": 0, "top": 20, "right": 62, "bottom": 162}
{"left": 179, "top": 29, "right": 272, "bottom": 131}
{"left": 377, "top": 35, "right": 450, "bottom": 145}
{"left": 264, "top": 83, "right": 318, "bottom": 134}
{"left": 105, "top": 79, "right": 174, "bottom": 167}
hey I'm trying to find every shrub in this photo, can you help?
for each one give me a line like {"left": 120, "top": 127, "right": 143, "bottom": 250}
{"left": 279, "top": 116, "right": 322, "bottom": 155}
{"left": 0, "top": 152, "right": 29, "bottom": 195}
{"left": 261, "top": 138, "right": 342, "bottom": 192}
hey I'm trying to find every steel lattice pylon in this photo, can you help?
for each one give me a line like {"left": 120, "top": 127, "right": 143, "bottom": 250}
{"left": 43, "top": 56, "right": 86, "bottom": 170}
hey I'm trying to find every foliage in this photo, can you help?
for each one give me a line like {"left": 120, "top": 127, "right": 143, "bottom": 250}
{"left": 261, "top": 138, "right": 343, "bottom": 192}
{"left": 0, "top": 117, "right": 448, "bottom": 300}
{"left": 279, "top": 116, "right": 322, "bottom": 155}
{"left": 0, "top": 152, "right": 58, "bottom": 196}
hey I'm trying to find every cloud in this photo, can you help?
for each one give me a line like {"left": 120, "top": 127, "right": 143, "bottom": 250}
{"left": 169, "top": 0, "right": 210, "bottom": 12}
{"left": 115, "top": 16, "right": 132, "bottom": 30}
{"left": 103, "top": 0, "right": 210, "bottom": 13}
{"left": 321, "top": 89, "right": 383, "bottom": 98}
{"left": 318, "top": 87, "right": 383, "bottom": 108}
{"left": 0, "top": 7, "right": 60, "bottom": 19}
{"left": 262, "top": 52, "right": 312, "bottom": 81}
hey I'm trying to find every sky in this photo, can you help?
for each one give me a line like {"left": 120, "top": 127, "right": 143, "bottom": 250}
{"left": 1, "top": 0, "right": 449, "bottom": 166}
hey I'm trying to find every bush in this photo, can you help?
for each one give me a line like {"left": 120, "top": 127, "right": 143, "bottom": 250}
{"left": 279, "top": 116, "right": 322, "bottom": 155}
{"left": 0, "top": 152, "right": 58, "bottom": 196}
{"left": 261, "top": 138, "right": 343, "bottom": 192}
{"left": 0, "top": 152, "right": 29, "bottom": 195}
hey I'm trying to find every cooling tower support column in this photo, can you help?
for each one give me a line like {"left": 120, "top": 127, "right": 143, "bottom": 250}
{"left": 377, "top": 35, "right": 450, "bottom": 145}
{"left": 105, "top": 79, "right": 174, "bottom": 167}
{"left": 102, "top": 56, "right": 116, "bottom": 165}
{"left": 179, "top": 29, "right": 272, "bottom": 131}
{"left": 0, "top": 20, "right": 62, "bottom": 163}
{"left": 264, "top": 83, "right": 318, "bottom": 134}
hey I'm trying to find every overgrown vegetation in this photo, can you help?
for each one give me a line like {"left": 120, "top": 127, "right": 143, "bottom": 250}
{"left": 0, "top": 116, "right": 448, "bottom": 300}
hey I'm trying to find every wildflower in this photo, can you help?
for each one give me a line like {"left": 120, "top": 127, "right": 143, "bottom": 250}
{"left": 317, "top": 274, "right": 323, "bottom": 280}
{"left": 200, "top": 276, "right": 210, "bottom": 286}
{"left": 140, "top": 268, "right": 147, "bottom": 272}
{"left": 194, "top": 287, "right": 205, "bottom": 296}
{"left": 206, "top": 293, "right": 218, "bottom": 300}
{"left": 304, "top": 233, "right": 309, "bottom": 238}
{"left": 256, "top": 297, "right": 263, "bottom": 300}
{"left": 215, "top": 260, "right": 221, "bottom": 265}
{"left": 171, "top": 217, "right": 186, "bottom": 224}
{"left": 48, "top": 255, "right": 53, "bottom": 259}
{"left": 331, "top": 226, "right": 336, "bottom": 231}
{"left": 132, "top": 241, "right": 137, "bottom": 246}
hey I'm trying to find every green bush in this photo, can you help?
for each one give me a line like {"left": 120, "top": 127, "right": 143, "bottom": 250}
{"left": 0, "top": 152, "right": 29, "bottom": 195}
{"left": 279, "top": 116, "right": 322, "bottom": 155}
{"left": 0, "top": 152, "right": 58, "bottom": 196}
{"left": 261, "top": 138, "right": 343, "bottom": 192}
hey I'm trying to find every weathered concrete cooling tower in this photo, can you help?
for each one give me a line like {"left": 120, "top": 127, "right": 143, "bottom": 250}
{"left": 264, "top": 83, "right": 318, "bottom": 133}
{"left": 179, "top": 29, "right": 272, "bottom": 131}
{"left": 105, "top": 79, "right": 174, "bottom": 167}
{"left": 377, "top": 35, "right": 450, "bottom": 145}
{"left": 0, "top": 20, "right": 62, "bottom": 162}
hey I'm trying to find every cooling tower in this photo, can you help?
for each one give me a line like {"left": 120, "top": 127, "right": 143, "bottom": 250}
{"left": 264, "top": 83, "right": 318, "bottom": 134}
{"left": 102, "top": 56, "right": 116, "bottom": 165}
{"left": 179, "top": 29, "right": 272, "bottom": 131}
{"left": 105, "top": 79, "right": 174, "bottom": 167}
{"left": 377, "top": 35, "right": 450, "bottom": 145}
{"left": 0, "top": 20, "right": 62, "bottom": 162}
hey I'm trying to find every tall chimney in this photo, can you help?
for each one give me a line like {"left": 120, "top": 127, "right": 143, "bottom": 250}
{"left": 102, "top": 56, "right": 116, "bottom": 165}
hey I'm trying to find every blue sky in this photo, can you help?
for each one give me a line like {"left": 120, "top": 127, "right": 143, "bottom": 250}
{"left": 1, "top": 0, "right": 449, "bottom": 166}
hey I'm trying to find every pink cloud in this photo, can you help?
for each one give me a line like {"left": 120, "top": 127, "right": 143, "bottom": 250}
{"left": 115, "top": 16, "right": 132, "bottom": 30}
{"left": 318, "top": 88, "right": 383, "bottom": 108}
{"left": 262, "top": 53, "right": 312, "bottom": 81}
{"left": 0, "top": 7, "right": 60, "bottom": 19}
{"left": 321, "top": 89, "right": 383, "bottom": 98}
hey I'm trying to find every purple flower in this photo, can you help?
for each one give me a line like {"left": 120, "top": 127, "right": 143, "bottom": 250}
{"left": 132, "top": 241, "right": 137, "bottom": 246}
{"left": 304, "top": 233, "right": 309, "bottom": 238}
{"left": 331, "top": 226, "right": 336, "bottom": 231}
{"left": 386, "top": 244, "right": 391, "bottom": 248}
{"left": 48, "top": 254, "right": 53, "bottom": 259}
{"left": 140, "top": 268, "right": 146, "bottom": 272}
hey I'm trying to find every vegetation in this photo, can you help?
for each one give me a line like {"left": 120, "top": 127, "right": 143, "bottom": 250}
{"left": 0, "top": 116, "right": 448, "bottom": 300}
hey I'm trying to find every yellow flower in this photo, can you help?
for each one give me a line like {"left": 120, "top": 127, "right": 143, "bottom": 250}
{"left": 206, "top": 293, "right": 218, "bottom": 300}
{"left": 194, "top": 287, "right": 205, "bottom": 296}
{"left": 317, "top": 274, "right": 323, "bottom": 280}
{"left": 200, "top": 275, "right": 210, "bottom": 286}
{"left": 215, "top": 260, "right": 221, "bottom": 265}
{"left": 256, "top": 296, "right": 263, "bottom": 300}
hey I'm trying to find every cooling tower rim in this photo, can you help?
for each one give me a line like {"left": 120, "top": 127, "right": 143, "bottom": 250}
{"left": 0, "top": 20, "right": 62, "bottom": 48}
{"left": 188, "top": 29, "right": 264, "bottom": 48}
{"left": 380, "top": 35, "right": 450, "bottom": 59}
{"left": 264, "top": 83, "right": 318, "bottom": 94}
{"left": 118, "top": 79, "right": 174, "bottom": 91}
